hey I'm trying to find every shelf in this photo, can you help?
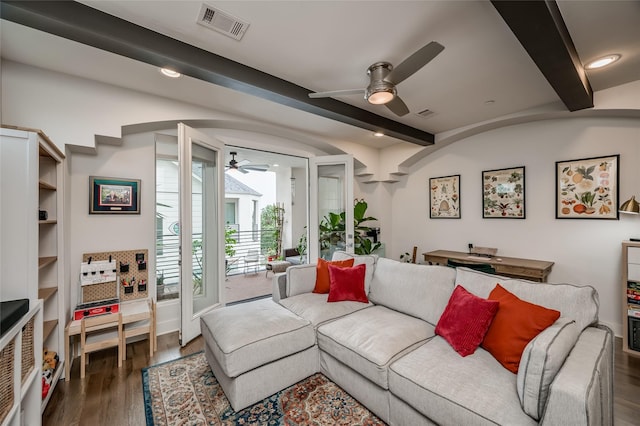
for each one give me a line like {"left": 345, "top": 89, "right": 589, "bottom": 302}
{"left": 41, "top": 363, "right": 63, "bottom": 414}
{"left": 38, "top": 179, "right": 56, "bottom": 191}
{"left": 38, "top": 256, "right": 57, "bottom": 269}
{"left": 43, "top": 319, "right": 58, "bottom": 342}
{"left": 39, "top": 219, "right": 57, "bottom": 225}
{"left": 38, "top": 286, "right": 58, "bottom": 302}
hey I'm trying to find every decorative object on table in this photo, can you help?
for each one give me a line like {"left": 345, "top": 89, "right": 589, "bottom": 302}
{"left": 142, "top": 352, "right": 384, "bottom": 426}
{"left": 429, "top": 174, "right": 461, "bottom": 218}
{"left": 556, "top": 154, "right": 619, "bottom": 219}
{"left": 400, "top": 246, "right": 418, "bottom": 263}
{"left": 89, "top": 176, "right": 140, "bottom": 214}
{"left": 482, "top": 166, "right": 525, "bottom": 219}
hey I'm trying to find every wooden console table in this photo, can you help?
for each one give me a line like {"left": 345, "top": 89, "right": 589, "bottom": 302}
{"left": 423, "top": 250, "right": 554, "bottom": 282}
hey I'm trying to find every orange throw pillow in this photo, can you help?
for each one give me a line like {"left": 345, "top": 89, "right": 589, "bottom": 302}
{"left": 481, "top": 284, "right": 560, "bottom": 373}
{"left": 313, "top": 258, "right": 355, "bottom": 294}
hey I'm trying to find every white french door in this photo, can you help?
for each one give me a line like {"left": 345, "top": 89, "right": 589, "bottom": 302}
{"left": 309, "top": 155, "right": 354, "bottom": 261}
{"left": 178, "top": 123, "right": 226, "bottom": 346}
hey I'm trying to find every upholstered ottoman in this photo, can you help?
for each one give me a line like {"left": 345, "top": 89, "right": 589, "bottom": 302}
{"left": 200, "top": 298, "right": 318, "bottom": 411}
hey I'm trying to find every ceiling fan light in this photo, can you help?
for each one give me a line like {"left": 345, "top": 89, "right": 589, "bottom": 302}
{"left": 367, "top": 90, "right": 395, "bottom": 105}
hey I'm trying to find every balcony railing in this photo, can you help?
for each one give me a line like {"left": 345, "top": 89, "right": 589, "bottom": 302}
{"left": 155, "top": 229, "right": 280, "bottom": 301}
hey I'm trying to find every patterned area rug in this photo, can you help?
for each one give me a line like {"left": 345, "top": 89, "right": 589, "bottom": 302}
{"left": 141, "top": 351, "right": 386, "bottom": 425}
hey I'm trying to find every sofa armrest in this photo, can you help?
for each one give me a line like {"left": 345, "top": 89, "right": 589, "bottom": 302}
{"left": 272, "top": 272, "right": 287, "bottom": 302}
{"left": 286, "top": 264, "right": 317, "bottom": 297}
{"left": 541, "top": 326, "right": 613, "bottom": 426}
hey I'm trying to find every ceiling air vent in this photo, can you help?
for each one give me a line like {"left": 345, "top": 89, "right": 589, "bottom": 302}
{"left": 416, "top": 108, "right": 435, "bottom": 118}
{"left": 196, "top": 3, "right": 249, "bottom": 41}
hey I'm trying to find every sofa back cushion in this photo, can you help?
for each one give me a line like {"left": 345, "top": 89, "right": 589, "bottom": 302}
{"left": 455, "top": 268, "right": 599, "bottom": 331}
{"left": 369, "top": 257, "right": 456, "bottom": 325}
{"left": 331, "top": 252, "right": 378, "bottom": 294}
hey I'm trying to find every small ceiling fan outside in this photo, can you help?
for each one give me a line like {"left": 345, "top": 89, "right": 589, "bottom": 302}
{"left": 308, "top": 41, "right": 444, "bottom": 116}
{"left": 226, "top": 151, "right": 269, "bottom": 174}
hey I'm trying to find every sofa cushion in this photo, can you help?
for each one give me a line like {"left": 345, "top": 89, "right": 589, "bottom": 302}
{"left": 517, "top": 317, "right": 580, "bottom": 420}
{"left": 279, "top": 292, "right": 372, "bottom": 328}
{"left": 389, "top": 337, "right": 537, "bottom": 426}
{"left": 327, "top": 263, "right": 368, "bottom": 303}
{"left": 331, "top": 251, "right": 378, "bottom": 294}
{"left": 286, "top": 264, "right": 317, "bottom": 297}
{"left": 368, "top": 258, "right": 456, "bottom": 324}
{"left": 317, "top": 305, "right": 432, "bottom": 389}
{"left": 482, "top": 284, "right": 560, "bottom": 373}
{"left": 455, "top": 267, "right": 599, "bottom": 332}
{"left": 200, "top": 299, "right": 315, "bottom": 378}
{"left": 435, "top": 285, "right": 499, "bottom": 357}
{"left": 313, "top": 257, "right": 354, "bottom": 293}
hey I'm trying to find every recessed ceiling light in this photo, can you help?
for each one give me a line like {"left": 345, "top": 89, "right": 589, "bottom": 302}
{"left": 585, "top": 54, "right": 621, "bottom": 70}
{"left": 373, "top": 132, "right": 385, "bottom": 137}
{"left": 273, "top": 164, "right": 279, "bottom": 167}
{"left": 160, "top": 68, "right": 181, "bottom": 78}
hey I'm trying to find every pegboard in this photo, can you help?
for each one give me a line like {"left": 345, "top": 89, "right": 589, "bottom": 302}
{"left": 81, "top": 249, "right": 149, "bottom": 302}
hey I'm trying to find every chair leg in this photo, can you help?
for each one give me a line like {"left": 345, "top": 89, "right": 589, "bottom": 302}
{"left": 118, "top": 340, "right": 123, "bottom": 367}
{"left": 81, "top": 352, "right": 86, "bottom": 379}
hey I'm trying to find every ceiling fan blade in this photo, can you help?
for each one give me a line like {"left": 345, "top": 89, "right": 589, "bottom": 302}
{"left": 386, "top": 41, "right": 444, "bottom": 85}
{"left": 385, "top": 96, "right": 410, "bottom": 116}
{"left": 237, "top": 167, "right": 249, "bottom": 174}
{"left": 308, "top": 89, "right": 365, "bottom": 98}
{"left": 241, "top": 165, "right": 269, "bottom": 172}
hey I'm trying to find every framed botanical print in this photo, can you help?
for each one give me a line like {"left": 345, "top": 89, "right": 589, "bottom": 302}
{"left": 482, "top": 167, "right": 525, "bottom": 218}
{"left": 556, "top": 154, "right": 619, "bottom": 219}
{"left": 429, "top": 175, "right": 460, "bottom": 219}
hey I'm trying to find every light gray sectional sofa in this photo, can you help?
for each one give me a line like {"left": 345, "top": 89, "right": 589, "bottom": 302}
{"left": 203, "top": 252, "right": 613, "bottom": 425}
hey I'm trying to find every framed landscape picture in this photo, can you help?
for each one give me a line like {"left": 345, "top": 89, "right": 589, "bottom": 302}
{"left": 556, "top": 154, "right": 619, "bottom": 219}
{"left": 429, "top": 174, "right": 460, "bottom": 219}
{"left": 482, "top": 166, "right": 525, "bottom": 218}
{"left": 90, "top": 176, "right": 141, "bottom": 214}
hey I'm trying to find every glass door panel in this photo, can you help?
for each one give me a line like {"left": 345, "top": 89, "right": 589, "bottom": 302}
{"left": 309, "top": 155, "right": 354, "bottom": 261}
{"left": 179, "top": 123, "right": 225, "bottom": 346}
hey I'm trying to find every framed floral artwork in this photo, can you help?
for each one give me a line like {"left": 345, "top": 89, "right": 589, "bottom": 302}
{"left": 482, "top": 167, "right": 525, "bottom": 218}
{"left": 556, "top": 154, "right": 619, "bottom": 219}
{"left": 429, "top": 175, "right": 460, "bottom": 219}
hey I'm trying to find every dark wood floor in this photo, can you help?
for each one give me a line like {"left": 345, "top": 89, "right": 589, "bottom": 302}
{"left": 44, "top": 334, "right": 640, "bottom": 425}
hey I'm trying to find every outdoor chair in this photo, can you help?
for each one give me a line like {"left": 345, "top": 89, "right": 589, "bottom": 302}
{"left": 244, "top": 249, "right": 260, "bottom": 274}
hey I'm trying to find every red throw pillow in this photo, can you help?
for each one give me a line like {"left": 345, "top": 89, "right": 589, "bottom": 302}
{"left": 313, "top": 258, "right": 355, "bottom": 294}
{"left": 482, "top": 283, "right": 561, "bottom": 373}
{"left": 327, "top": 263, "right": 368, "bottom": 303}
{"left": 435, "top": 285, "right": 499, "bottom": 357}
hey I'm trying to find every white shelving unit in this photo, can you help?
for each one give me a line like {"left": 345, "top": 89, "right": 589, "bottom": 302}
{"left": 0, "top": 126, "right": 66, "bottom": 420}
{"left": 0, "top": 301, "right": 43, "bottom": 426}
{"left": 622, "top": 241, "right": 640, "bottom": 357}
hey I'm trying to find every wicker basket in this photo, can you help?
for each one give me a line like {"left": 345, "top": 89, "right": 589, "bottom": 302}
{"left": 0, "top": 339, "right": 16, "bottom": 424}
{"left": 21, "top": 317, "right": 35, "bottom": 383}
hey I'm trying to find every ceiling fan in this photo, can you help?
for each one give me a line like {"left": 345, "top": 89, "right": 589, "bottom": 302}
{"left": 308, "top": 41, "right": 444, "bottom": 117}
{"left": 226, "top": 151, "right": 269, "bottom": 174}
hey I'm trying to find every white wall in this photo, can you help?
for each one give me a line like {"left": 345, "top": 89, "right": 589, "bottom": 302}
{"left": 387, "top": 117, "right": 640, "bottom": 335}
{"left": 68, "top": 133, "right": 156, "bottom": 311}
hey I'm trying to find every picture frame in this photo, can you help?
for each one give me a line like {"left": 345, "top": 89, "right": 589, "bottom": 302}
{"left": 90, "top": 176, "right": 140, "bottom": 214}
{"left": 429, "top": 174, "right": 461, "bottom": 219}
{"left": 482, "top": 166, "right": 525, "bottom": 218}
{"left": 556, "top": 154, "right": 619, "bottom": 219}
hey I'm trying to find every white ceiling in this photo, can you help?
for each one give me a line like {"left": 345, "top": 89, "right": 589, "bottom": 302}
{"left": 2, "top": 1, "right": 639, "bottom": 150}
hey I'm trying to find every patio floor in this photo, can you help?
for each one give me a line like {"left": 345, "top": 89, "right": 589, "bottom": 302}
{"left": 225, "top": 268, "right": 275, "bottom": 304}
